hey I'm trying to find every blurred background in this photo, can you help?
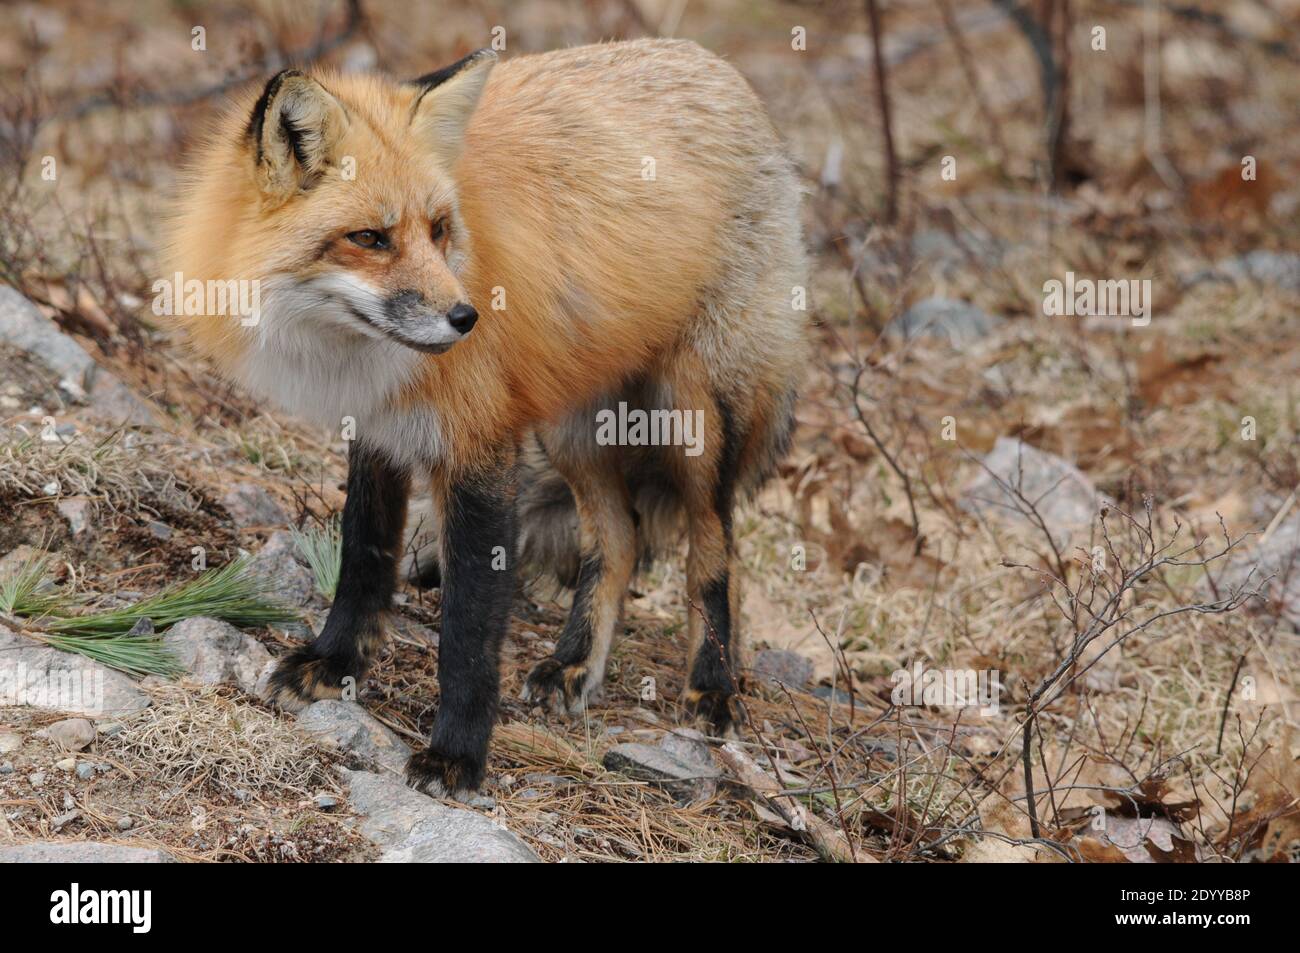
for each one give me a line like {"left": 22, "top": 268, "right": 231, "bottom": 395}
{"left": 2, "top": 1, "right": 1299, "bottom": 862}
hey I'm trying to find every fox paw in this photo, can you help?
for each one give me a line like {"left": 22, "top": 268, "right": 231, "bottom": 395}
{"left": 265, "top": 648, "right": 356, "bottom": 712}
{"left": 683, "top": 687, "right": 740, "bottom": 739}
{"left": 406, "top": 748, "right": 483, "bottom": 797}
{"left": 521, "top": 657, "right": 593, "bottom": 714}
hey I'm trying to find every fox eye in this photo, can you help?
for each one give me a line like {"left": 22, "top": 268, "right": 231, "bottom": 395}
{"left": 431, "top": 218, "right": 447, "bottom": 244}
{"left": 346, "top": 230, "right": 388, "bottom": 249}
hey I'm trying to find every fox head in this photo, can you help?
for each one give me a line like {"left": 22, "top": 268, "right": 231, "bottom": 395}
{"left": 216, "top": 51, "right": 496, "bottom": 357}
{"left": 170, "top": 48, "right": 493, "bottom": 390}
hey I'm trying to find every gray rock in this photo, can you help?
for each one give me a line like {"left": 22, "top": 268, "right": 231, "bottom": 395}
{"left": 811, "top": 685, "right": 855, "bottom": 706}
{"left": 659, "top": 727, "right": 711, "bottom": 764}
{"left": 55, "top": 757, "right": 77, "bottom": 772}
{"left": 0, "top": 761, "right": 13, "bottom": 774}
{"left": 163, "top": 617, "right": 272, "bottom": 693}
{"left": 1190, "top": 251, "right": 1300, "bottom": 294}
{"left": 117, "top": 816, "right": 133, "bottom": 830}
{"left": 0, "top": 842, "right": 172, "bottom": 863}
{"left": 56, "top": 498, "right": 92, "bottom": 535}
{"left": 313, "top": 793, "right": 340, "bottom": 810}
{"left": 221, "top": 482, "right": 289, "bottom": 529}
{"left": 963, "top": 437, "right": 1104, "bottom": 543}
{"left": 28, "top": 771, "right": 46, "bottom": 787}
{"left": 51, "top": 809, "right": 79, "bottom": 829}
{"left": 0, "top": 626, "right": 148, "bottom": 718}
{"left": 0, "top": 730, "right": 22, "bottom": 754}
{"left": 603, "top": 741, "right": 721, "bottom": 802}
{"left": 36, "top": 717, "right": 96, "bottom": 751}
{"left": 0, "top": 287, "right": 156, "bottom": 426}
{"left": 1218, "top": 512, "right": 1300, "bottom": 630}
{"left": 75, "top": 762, "right": 95, "bottom": 780}
{"left": 751, "top": 649, "right": 814, "bottom": 690}
{"left": 344, "top": 769, "right": 539, "bottom": 863}
{"left": 889, "top": 297, "right": 1001, "bottom": 346}
{"left": 297, "top": 700, "right": 411, "bottom": 776}
{"left": 247, "top": 530, "right": 316, "bottom": 607}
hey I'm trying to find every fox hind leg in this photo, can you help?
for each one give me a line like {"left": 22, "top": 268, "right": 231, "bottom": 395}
{"left": 674, "top": 388, "right": 746, "bottom": 736}
{"left": 522, "top": 425, "right": 636, "bottom": 713}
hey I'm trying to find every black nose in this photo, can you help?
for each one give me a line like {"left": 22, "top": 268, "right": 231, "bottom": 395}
{"left": 447, "top": 303, "right": 477, "bottom": 334}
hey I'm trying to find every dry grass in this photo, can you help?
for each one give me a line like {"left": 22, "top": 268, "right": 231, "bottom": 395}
{"left": 106, "top": 683, "right": 340, "bottom": 799}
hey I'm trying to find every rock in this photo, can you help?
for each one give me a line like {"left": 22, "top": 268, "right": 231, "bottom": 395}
{"left": 0, "top": 625, "right": 148, "bottom": 718}
{"left": 221, "top": 482, "right": 289, "bottom": 529}
{"left": 658, "top": 727, "right": 711, "bottom": 763}
{"left": 751, "top": 649, "right": 814, "bottom": 690}
{"left": 603, "top": 741, "right": 721, "bottom": 802}
{"left": 0, "top": 730, "right": 22, "bottom": 754}
{"left": 36, "top": 717, "right": 96, "bottom": 751}
{"left": 0, "top": 762, "right": 13, "bottom": 774}
{"left": 962, "top": 437, "right": 1103, "bottom": 543}
{"left": 127, "top": 617, "right": 155, "bottom": 638}
{"left": 163, "top": 617, "right": 272, "bottom": 693}
{"left": 51, "top": 809, "right": 79, "bottom": 830}
{"left": 56, "top": 498, "right": 92, "bottom": 535}
{"left": 297, "top": 700, "right": 411, "bottom": 776}
{"left": 1189, "top": 251, "right": 1300, "bottom": 293}
{"left": 313, "top": 793, "right": 340, "bottom": 810}
{"left": 117, "top": 816, "right": 133, "bottom": 830}
{"left": 28, "top": 771, "right": 46, "bottom": 787}
{"left": 247, "top": 530, "right": 316, "bottom": 607}
{"left": 75, "top": 762, "right": 95, "bottom": 780}
{"left": 810, "top": 685, "right": 855, "bottom": 706}
{"left": 1218, "top": 512, "right": 1300, "bottom": 630}
{"left": 344, "top": 769, "right": 539, "bottom": 863}
{"left": 55, "top": 757, "right": 76, "bottom": 773}
{"left": 0, "top": 842, "right": 172, "bottom": 863}
{"left": 0, "top": 287, "right": 156, "bottom": 426}
{"left": 889, "top": 297, "right": 1001, "bottom": 346}
{"left": 146, "top": 520, "right": 173, "bottom": 540}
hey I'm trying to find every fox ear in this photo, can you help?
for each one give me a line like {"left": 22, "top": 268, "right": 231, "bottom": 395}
{"left": 409, "top": 49, "right": 497, "bottom": 167}
{"left": 247, "top": 69, "right": 348, "bottom": 202}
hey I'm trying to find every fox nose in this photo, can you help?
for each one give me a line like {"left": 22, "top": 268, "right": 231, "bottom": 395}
{"left": 447, "top": 302, "right": 477, "bottom": 334}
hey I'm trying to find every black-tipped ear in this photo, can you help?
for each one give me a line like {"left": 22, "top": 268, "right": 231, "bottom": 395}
{"left": 247, "top": 69, "right": 349, "bottom": 203}
{"left": 409, "top": 49, "right": 497, "bottom": 167}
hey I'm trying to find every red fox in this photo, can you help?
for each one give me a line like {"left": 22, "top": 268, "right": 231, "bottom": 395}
{"left": 168, "top": 39, "right": 809, "bottom": 795}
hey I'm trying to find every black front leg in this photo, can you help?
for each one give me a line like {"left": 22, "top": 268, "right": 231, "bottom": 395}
{"left": 406, "top": 452, "right": 517, "bottom": 795}
{"left": 268, "top": 441, "right": 409, "bottom": 708}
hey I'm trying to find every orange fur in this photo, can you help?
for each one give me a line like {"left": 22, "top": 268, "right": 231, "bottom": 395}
{"left": 167, "top": 40, "right": 800, "bottom": 477}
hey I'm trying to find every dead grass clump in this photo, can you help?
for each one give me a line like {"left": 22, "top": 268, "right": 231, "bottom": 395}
{"left": 0, "top": 426, "right": 195, "bottom": 514}
{"left": 108, "top": 683, "right": 342, "bottom": 799}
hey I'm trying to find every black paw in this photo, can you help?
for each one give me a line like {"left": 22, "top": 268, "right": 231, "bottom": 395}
{"left": 406, "top": 747, "right": 484, "bottom": 797}
{"left": 265, "top": 647, "right": 358, "bottom": 711}
{"left": 683, "top": 687, "right": 739, "bottom": 738}
{"left": 521, "top": 656, "right": 590, "bottom": 713}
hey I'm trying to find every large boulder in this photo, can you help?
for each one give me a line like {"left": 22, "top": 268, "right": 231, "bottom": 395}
{"left": 0, "top": 286, "right": 155, "bottom": 425}
{"left": 344, "top": 769, "right": 539, "bottom": 863}
{"left": 0, "top": 625, "right": 148, "bottom": 718}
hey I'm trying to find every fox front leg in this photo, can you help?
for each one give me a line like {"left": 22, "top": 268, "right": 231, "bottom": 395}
{"left": 405, "top": 453, "right": 518, "bottom": 796}
{"left": 267, "top": 442, "right": 409, "bottom": 708}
